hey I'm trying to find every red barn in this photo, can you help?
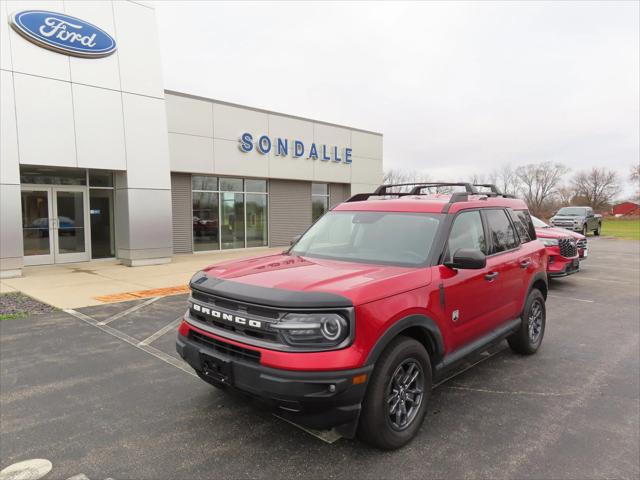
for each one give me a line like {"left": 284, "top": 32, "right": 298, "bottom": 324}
{"left": 612, "top": 201, "right": 640, "bottom": 216}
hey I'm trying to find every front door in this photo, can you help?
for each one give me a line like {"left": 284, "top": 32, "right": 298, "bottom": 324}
{"left": 21, "top": 186, "right": 90, "bottom": 265}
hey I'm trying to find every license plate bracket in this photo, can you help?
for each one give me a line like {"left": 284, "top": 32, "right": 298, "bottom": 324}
{"left": 200, "top": 352, "right": 232, "bottom": 385}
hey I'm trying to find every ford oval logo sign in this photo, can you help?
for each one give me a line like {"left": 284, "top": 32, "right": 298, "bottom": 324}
{"left": 9, "top": 10, "right": 116, "bottom": 58}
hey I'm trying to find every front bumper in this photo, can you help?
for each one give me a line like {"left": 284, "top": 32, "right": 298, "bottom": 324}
{"left": 548, "top": 256, "right": 580, "bottom": 278}
{"left": 176, "top": 326, "right": 371, "bottom": 435}
{"left": 551, "top": 223, "right": 582, "bottom": 232}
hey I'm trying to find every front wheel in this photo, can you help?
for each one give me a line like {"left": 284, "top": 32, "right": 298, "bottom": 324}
{"left": 508, "top": 289, "right": 546, "bottom": 355}
{"left": 357, "top": 337, "right": 432, "bottom": 450}
{"left": 582, "top": 224, "right": 588, "bottom": 236}
{"left": 594, "top": 223, "right": 601, "bottom": 236}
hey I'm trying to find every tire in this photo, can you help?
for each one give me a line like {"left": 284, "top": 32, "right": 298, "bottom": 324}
{"left": 357, "top": 336, "right": 432, "bottom": 450}
{"left": 594, "top": 223, "right": 601, "bottom": 236}
{"left": 582, "top": 224, "right": 588, "bottom": 236}
{"left": 508, "top": 289, "right": 546, "bottom": 355}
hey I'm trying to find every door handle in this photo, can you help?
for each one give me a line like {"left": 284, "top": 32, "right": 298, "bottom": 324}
{"left": 520, "top": 259, "right": 531, "bottom": 268}
{"left": 484, "top": 271, "right": 499, "bottom": 281}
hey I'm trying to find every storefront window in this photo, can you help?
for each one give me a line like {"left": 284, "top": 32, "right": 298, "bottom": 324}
{"left": 193, "top": 191, "right": 220, "bottom": 251}
{"left": 192, "top": 176, "right": 268, "bottom": 251}
{"left": 312, "top": 183, "right": 329, "bottom": 222}
{"left": 246, "top": 194, "right": 268, "bottom": 247}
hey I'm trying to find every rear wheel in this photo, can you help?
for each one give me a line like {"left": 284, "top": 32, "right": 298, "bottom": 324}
{"left": 358, "top": 337, "right": 431, "bottom": 450}
{"left": 508, "top": 289, "right": 546, "bottom": 355}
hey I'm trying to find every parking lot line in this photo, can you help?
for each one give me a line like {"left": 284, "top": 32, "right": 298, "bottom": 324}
{"left": 548, "top": 294, "right": 594, "bottom": 303}
{"left": 138, "top": 317, "right": 183, "bottom": 347}
{"left": 64, "top": 308, "right": 196, "bottom": 377}
{"left": 98, "top": 296, "right": 161, "bottom": 325}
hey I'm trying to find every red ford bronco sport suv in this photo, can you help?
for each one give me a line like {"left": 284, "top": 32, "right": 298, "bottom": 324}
{"left": 177, "top": 182, "right": 548, "bottom": 449}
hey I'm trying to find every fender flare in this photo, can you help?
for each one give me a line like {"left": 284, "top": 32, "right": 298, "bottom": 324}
{"left": 527, "top": 271, "right": 548, "bottom": 298}
{"left": 364, "top": 314, "right": 445, "bottom": 367}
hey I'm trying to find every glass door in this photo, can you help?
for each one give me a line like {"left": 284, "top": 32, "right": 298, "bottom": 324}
{"left": 20, "top": 186, "right": 90, "bottom": 265}
{"left": 21, "top": 189, "right": 54, "bottom": 266}
{"left": 52, "top": 187, "right": 90, "bottom": 263}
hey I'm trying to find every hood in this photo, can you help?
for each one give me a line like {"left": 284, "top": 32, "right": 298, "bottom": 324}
{"left": 536, "top": 226, "right": 585, "bottom": 240}
{"left": 198, "top": 253, "right": 431, "bottom": 306}
{"left": 552, "top": 214, "right": 584, "bottom": 220}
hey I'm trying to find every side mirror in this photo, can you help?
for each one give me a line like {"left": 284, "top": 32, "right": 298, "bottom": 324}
{"left": 290, "top": 234, "right": 301, "bottom": 246}
{"left": 445, "top": 248, "right": 486, "bottom": 270}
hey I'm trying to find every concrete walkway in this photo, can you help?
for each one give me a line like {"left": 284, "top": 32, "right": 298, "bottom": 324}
{"left": 0, "top": 247, "right": 283, "bottom": 309}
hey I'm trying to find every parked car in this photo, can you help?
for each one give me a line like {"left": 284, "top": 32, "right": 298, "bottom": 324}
{"left": 177, "top": 182, "right": 548, "bottom": 450}
{"left": 530, "top": 215, "right": 582, "bottom": 277}
{"left": 550, "top": 206, "right": 602, "bottom": 236}
{"left": 532, "top": 215, "right": 587, "bottom": 259}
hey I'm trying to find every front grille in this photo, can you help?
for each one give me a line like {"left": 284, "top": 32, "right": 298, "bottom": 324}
{"left": 577, "top": 238, "right": 587, "bottom": 249}
{"left": 190, "top": 288, "right": 282, "bottom": 343}
{"left": 189, "top": 330, "right": 261, "bottom": 363}
{"left": 559, "top": 238, "right": 578, "bottom": 258}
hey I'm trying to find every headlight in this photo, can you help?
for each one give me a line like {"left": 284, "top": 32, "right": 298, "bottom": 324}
{"left": 271, "top": 312, "right": 349, "bottom": 348}
{"left": 541, "top": 238, "right": 559, "bottom": 246}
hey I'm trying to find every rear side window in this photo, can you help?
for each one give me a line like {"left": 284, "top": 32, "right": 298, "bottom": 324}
{"left": 446, "top": 211, "right": 487, "bottom": 261}
{"left": 484, "top": 209, "right": 519, "bottom": 253}
{"left": 510, "top": 209, "right": 536, "bottom": 242}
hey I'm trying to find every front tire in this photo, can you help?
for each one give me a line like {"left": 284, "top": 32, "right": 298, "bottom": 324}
{"left": 594, "top": 223, "right": 601, "bottom": 236}
{"left": 582, "top": 224, "right": 588, "bottom": 236}
{"left": 508, "top": 289, "right": 546, "bottom": 355}
{"left": 357, "top": 337, "right": 432, "bottom": 450}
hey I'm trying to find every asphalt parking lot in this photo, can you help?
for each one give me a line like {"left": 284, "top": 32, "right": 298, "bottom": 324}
{"left": 1, "top": 237, "right": 638, "bottom": 479}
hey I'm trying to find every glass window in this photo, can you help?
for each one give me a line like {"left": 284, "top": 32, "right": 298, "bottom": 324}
{"left": 510, "top": 210, "right": 536, "bottom": 243}
{"left": 20, "top": 166, "right": 86, "bottom": 185}
{"left": 312, "top": 196, "right": 328, "bottom": 223}
{"left": 312, "top": 183, "right": 329, "bottom": 222}
{"left": 220, "top": 178, "right": 243, "bottom": 192}
{"left": 192, "top": 176, "right": 218, "bottom": 191}
{"left": 485, "top": 209, "right": 520, "bottom": 253}
{"left": 446, "top": 211, "right": 486, "bottom": 261}
{"left": 21, "top": 190, "right": 51, "bottom": 256}
{"left": 245, "top": 179, "right": 267, "bottom": 193}
{"left": 291, "top": 211, "right": 442, "bottom": 267}
{"left": 89, "top": 170, "right": 113, "bottom": 187}
{"left": 193, "top": 192, "right": 220, "bottom": 251}
{"left": 221, "top": 192, "right": 245, "bottom": 249}
{"left": 246, "top": 194, "right": 268, "bottom": 247}
{"left": 312, "top": 183, "right": 328, "bottom": 196}
{"left": 90, "top": 189, "right": 115, "bottom": 258}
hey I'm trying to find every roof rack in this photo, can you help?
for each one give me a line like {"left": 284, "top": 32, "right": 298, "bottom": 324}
{"left": 408, "top": 182, "right": 478, "bottom": 195}
{"left": 345, "top": 182, "right": 478, "bottom": 204}
{"left": 472, "top": 183, "right": 516, "bottom": 198}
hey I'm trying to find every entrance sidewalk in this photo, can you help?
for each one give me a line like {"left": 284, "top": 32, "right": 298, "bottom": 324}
{"left": 0, "top": 247, "right": 283, "bottom": 309}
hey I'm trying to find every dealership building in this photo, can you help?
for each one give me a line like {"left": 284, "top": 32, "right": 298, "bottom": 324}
{"left": 0, "top": 1, "right": 383, "bottom": 278}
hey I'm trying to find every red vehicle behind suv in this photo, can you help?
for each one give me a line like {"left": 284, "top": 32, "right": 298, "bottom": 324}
{"left": 177, "top": 183, "right": 548, "bottom": 449}
{"left": 531, "top": 215, "right": 585, "bottom": 277}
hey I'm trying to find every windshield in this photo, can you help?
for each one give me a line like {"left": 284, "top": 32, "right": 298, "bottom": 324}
{"left": 290, "top": 211, "right": 443, "bottom": 267}
{"left": 556, "top": 207, "right": 587, "bottom": 216}
{"left": 531, "top": 216, "right": 549, "bottom": 228}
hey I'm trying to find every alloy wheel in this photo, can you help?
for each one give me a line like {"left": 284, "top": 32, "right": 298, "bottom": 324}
{"left": 528, "top": 299, "right": 544, "bottom": 343}
{"left": 386, "top": 359, "right": 424, "bottom": 431}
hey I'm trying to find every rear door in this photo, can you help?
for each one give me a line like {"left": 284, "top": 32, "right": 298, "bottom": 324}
{"left": 482, "top": 209, "right": 523, "bottom": 322}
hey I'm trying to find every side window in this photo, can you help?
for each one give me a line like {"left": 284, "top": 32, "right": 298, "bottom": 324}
{"left": 509, "top": 209, "right": 536, "bottom": 242}
{"left": 485, "top": 209, "right": 520, "bottom": 253}
{"left": 446, "top": 211, "right": 486, "bottom": 261}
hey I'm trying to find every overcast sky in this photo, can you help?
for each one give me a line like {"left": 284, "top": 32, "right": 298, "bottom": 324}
{"left": 155, "top": 1, "right": 639, "bottom": 196}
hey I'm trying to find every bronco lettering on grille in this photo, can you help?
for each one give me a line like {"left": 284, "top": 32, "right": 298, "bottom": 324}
{"left": 192, "top": 303, "right": 263, "bottom": 329}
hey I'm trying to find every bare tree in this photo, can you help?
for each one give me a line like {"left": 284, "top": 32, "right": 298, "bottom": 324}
{"left": 515, "top": 162, "right": 569, "bottom": 216}
{"left": 487, "top": 164, "right": 521, "bottom": 196}
{"left": 571, "top": 167, "right": 621, "bottom": 210}
{"left": 556, "top": 184, "right": 576, "bottom": 205}
{"left": 631, "top": 164, "right": 640, "bottom": 201}
{"left": 383, "top": 168, "right": 430, "bottom": 192}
